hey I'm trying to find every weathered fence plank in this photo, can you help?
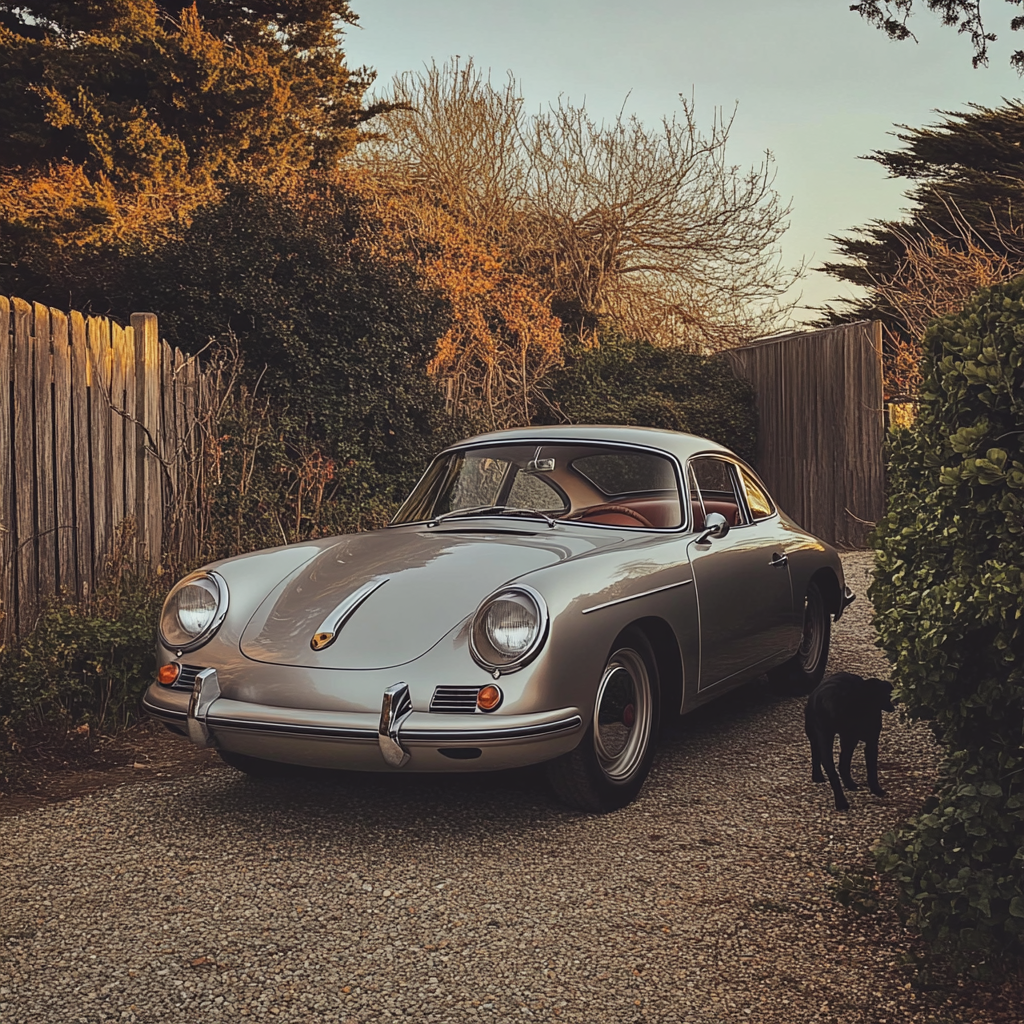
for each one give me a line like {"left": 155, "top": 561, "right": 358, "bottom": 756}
{"left": 67, "top": 312, "right": 90, "bottom": 599}
{"left": 51, "top": 308, "right": 75, "bottom": 597}
{"left": 12, "top": 298, "right": 36, "bottom": 632}
{"left": 33, "top": 303, "right": 57, "bottom": 603}
{"left": 131, "top": 313, "right": 162, "bottom": 569}
{"left": 122, "top": 326, "right": 137, "bottom": 548}
{"left": 69, "top": 311, "right": 92, "bottom": 600}
{"left": 88, "top": 316, "right": 113, "bottom": 577}
{"left": 109, "top": 323, "right": 128, "bottom": 538}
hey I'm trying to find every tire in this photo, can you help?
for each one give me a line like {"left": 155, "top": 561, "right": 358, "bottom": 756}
{"left": 768, "top": 580, "right": 831, "bottom": 694}
{"left": 545, "top": 627, "right": 661, "bottom": 812}
{"left": 218, "top": 749, "right": 294, "bottom": 779}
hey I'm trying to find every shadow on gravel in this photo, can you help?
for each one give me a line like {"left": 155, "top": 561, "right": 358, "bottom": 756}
{"left": 153, "top": 674, "right": 808, "bottom": 845}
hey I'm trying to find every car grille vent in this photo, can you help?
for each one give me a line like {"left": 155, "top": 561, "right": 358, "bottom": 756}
{"left": 429, "top": 685, "right": 481, "bottom": 714}
{"left": 171, "top": 664, "right": 205, "bottom": 692}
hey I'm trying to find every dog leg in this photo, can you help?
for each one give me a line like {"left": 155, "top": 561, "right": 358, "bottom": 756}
{"left": 865, "top": 735, "right": 886, "bottom": 797}
{"left": 815, "top": 728, "right": 849, "bottom": 811}
{"left": 806, "top": 710, "right": 825, "bottom": 783}
{"left": 838, "top": 734, "right": 859, "bottom": 790}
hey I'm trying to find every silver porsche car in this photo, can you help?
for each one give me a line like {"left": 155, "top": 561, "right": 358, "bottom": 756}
{"left": 143, "top": 425, "right": 853, "bottom": 811}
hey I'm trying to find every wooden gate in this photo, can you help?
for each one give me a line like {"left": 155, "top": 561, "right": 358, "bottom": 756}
{"left": 723, "top": 321, "right": 885, "bottom": 549}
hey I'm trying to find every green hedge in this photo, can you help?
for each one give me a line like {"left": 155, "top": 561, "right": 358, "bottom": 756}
{"left": 0, "top": 558, "right": 165, "bottom": 762}
{"left": 871, "top": 278, "right": 1024, "bottom": 965}
{"left": 539, "top": 331, "right": 757, "bottom": 463}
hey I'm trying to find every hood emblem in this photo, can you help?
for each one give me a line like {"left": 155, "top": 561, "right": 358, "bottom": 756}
{"left": 309, "top": 577, "right": 389, "bottom": 652}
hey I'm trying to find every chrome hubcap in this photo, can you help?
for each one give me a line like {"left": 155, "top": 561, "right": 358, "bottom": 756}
{"left": 798, "top": 587, "right": 825, "bottom": 673}
{"left": 594, "top": 648, "right": 652, "bottom": 781}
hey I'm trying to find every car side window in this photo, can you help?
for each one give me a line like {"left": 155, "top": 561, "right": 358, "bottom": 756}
{"left": 688, "top": 457, "right": 744, "bottom": 529}
{"left": 739, "top": 466, "right": 775, "bottom": 520}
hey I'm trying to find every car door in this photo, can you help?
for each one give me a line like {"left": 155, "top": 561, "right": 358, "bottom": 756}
{"left": 685, "top": 456, "right": 794, "bottom": 691}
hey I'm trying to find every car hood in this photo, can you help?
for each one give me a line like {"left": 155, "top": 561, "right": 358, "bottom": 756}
{"left": 238, "top": 523, "right": 621, "bottom": 669}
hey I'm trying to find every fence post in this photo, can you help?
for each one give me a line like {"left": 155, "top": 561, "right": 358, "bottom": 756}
{"left": 132, "top": 313, "right": 162, "bottom": 570}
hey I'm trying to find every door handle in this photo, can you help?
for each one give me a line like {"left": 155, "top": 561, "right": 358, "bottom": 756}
{"left": 769, "top": 553, "right": 788, "bottom": 568}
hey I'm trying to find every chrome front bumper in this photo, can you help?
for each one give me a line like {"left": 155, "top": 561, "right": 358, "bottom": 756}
{"left": 142, "top": 675, "right": 584, "bottom": 773}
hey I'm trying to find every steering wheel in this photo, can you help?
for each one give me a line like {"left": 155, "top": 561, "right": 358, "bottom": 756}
{"left": 565, "top": 503, "right": 654, "bottom": 527}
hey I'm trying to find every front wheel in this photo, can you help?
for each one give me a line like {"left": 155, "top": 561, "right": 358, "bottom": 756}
{"left": 768, "top": 580, "right": 831, "bottom": 694}
{"left": 545, "top": 627, "right": 660, "bottom": 812}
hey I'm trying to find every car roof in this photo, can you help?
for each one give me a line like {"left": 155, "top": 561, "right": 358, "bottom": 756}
{"left": 446, "top": 424, "right": 737, "bottom": 463}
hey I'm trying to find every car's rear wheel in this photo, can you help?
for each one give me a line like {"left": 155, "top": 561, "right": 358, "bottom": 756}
{"left": 545, "top": 627, "right": 660, "bottom": 812}
{"left": 768, "top": 580, "right": 831, "bottom": 693}
{"left": 218, "top": 749, "right": 292, "bottom": 779}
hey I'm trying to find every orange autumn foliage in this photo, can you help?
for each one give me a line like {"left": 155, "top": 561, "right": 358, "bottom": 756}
{"left": 357, "top": 175, "right": 564, "bottom": 429}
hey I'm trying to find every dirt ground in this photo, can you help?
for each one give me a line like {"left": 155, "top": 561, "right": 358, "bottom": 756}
{"left": 0, "top": 722, "right": 220, "bottom": 819}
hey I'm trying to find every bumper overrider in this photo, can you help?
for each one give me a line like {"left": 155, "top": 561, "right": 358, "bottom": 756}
{"left": 142, "top": 673, "right": 584, "bottom": 773}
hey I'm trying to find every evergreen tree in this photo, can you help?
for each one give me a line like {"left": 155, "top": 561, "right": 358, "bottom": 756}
{"left": 0, "top": 1, "right": 384, "bottom": 307}
{"left": 822, "top": 100, "right": 1024, "bottom": 325}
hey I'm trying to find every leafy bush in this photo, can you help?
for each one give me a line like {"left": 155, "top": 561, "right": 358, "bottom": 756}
{"left": 0, "top": 546, "right": 166, "bottom": 757}
{"left": 871, "top": 277, "right": 1024, "bottom": 964}
{"left": 539, "top": 330, "right": 757, "bottom": 462}
{"left": 129, "top": 173, "right": 457, "bottom": 498}
{"left": 195, "top": 365, "right": 406, "bottom": 562}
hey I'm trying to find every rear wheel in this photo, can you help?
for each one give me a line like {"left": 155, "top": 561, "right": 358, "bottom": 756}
{"left": 545, "top": 627, "right": 660, "bottom": 812}
{"left": 768, "top": 580, "right": 830, "bottom": 694}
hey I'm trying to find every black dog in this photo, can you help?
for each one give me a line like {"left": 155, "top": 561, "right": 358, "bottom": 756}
{"left": 804, "top": 672, "right": 894, "bottom": 811}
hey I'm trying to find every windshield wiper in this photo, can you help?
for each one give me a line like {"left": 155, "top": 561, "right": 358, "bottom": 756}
{"left": 428, "top": 505, "right": 558, "bottom": 528}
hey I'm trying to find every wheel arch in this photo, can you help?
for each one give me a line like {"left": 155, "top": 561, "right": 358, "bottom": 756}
{"left": 809, "top": 567, "right": 842, "bottom": 617}
{"left": 622, "top": 616, "right": 683, "bottom": 719}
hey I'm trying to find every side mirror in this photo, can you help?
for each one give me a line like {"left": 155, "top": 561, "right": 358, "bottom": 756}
{"left": 697, "top": 511, "right": 730, "bottom": 544}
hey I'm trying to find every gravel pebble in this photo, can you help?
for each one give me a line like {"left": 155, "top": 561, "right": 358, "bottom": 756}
{"left": 0, "top": 552, "right": 968, "bottom": 1023}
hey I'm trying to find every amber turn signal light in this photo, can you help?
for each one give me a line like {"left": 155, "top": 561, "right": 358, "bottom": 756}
{"left": 476, "top": 684, "right": 502, "bottom": 712}
{"left": 157, "top": 663, "right": 181, "bottom": 686}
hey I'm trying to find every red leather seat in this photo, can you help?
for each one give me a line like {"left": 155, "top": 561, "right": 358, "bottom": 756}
{"left": 690, "top": 500, "right": 740, "bottom": 530}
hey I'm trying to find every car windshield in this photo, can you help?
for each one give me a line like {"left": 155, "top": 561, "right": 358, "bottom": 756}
{"left": 391, "top": 443, "right": 683, "bottom": 529}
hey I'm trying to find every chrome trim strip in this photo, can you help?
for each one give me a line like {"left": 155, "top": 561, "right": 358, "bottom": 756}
{"left": 141, "top": 695, "right": 188, "bottom": 722}
{"left": 408, "top": 715, "right": 582, "bottom": 743}
{"left": 582, "top": 579, "right": 693, "bottom": 615}
{"left": 379, "top": 682, "right": 414, "bottom": 766}
{"left": 311, "top": 577, "right": 389, "bottom": 651}
{"left": 202, "top": 712, "right": 583, "bottom": 745}
{"left": 207, "top": 717, "right": 378, "bottom": 741}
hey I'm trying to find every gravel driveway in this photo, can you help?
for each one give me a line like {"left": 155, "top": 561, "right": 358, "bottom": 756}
{"left": 0, "top": 552, "right": 971, "bottom": 1023}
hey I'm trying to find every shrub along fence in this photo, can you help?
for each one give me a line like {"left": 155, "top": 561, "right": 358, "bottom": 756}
{"left": 0, "top": 297, "right": 208, "bottom": 640}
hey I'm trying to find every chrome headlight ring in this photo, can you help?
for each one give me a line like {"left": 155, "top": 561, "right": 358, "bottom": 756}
{"left": 470, "top": 585, "right": 549, "bottom": 674}
{"left": 159, "top": 571, "right": 230, "bottom": 654}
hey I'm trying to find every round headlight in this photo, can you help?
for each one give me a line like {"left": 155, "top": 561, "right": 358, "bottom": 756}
{"left": 471, "top": 587, "right": 548, "bottom": 672}
{"left": 159, "top": 572, "right": 228, "bottom": 652}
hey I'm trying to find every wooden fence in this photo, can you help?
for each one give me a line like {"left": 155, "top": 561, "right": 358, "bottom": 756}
{"left": 723, "top": 321, "right": 885, "bottom": 549}
{"left": 0, "top": 297, "right": 207, "bottom": 639}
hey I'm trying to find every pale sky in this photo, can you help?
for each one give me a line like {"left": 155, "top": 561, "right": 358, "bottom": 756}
{"left": 345, "top": 0, "right": 1023, "bottom": 324}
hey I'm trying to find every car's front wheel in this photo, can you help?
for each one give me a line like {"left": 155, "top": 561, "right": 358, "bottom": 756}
{"left": 545, "top": 627, "right": 660, "bottom": 812}
{"left": 768, "top": 580, "right": 831, "bottom": 693}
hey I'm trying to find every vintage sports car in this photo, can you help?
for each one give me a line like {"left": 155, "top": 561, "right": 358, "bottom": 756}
{"left": 143, "top": 425, "right": 853, "bottom": 812}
